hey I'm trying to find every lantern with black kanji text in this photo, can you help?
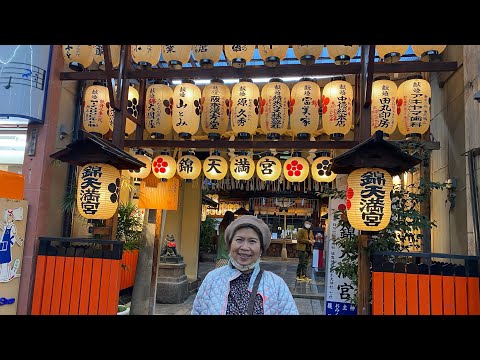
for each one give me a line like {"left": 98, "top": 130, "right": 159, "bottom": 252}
{"left": 172, "top": 80, "right": 201, "bottom": 139}
{"left": 322, "top": 77, "right": 353, "bottom": 140}
{"left": 162, "top": 45, "right": 192, "bottom": 69}
{"left": 224, "top": 45, "right": 255, "bottom": 68}
{"left": 290, "top": 78, "right": 321, "bottom": 139}
{"left": 192, "top": 45, "right": 223, "bottom": 69}
{"left": 76, "top": 163, "right": 121, "bottom": 219}
{"left": 93, "top": 45, "right": 121, "bottom": 68}
{"left": 256, "top": 156, "right": 281, "bottom": 181}
{"left": 311, "top": 155, "right": 336, "bottom": 183}
{"left": 292, "top": 45, "right": 324, "bottom": 66}
{"left": 231, "top": 79, "right": 260, "bottom": 139}
{"left": 62, "top": 45, "right": 94, "bottom": 72}
{"left": 260, "top": 78, "right": 290, "bottom": 140}
{"left": 283, "top": 155, "right": 309, "bottom": 183}
{"left": 131, "top": 45, "right": 161, "bottom": 67}
{"left": 326, "top": 45, "right": 359, "bottom": 65}
{"left": 230, "top": 154, "right": 255, "bottom": 181}
{"left": 346, "top": 168, "right": 393, "bottom": 231}
{"left": 371, "top": 76, "right": 397, "bottom": 138}
{"left": 128, "top": 153, "right": 152, "bottom": 185}
{"left": 376, "top": 45, "right": 408, "bottom": 63}
{"left": 145, "top": 81, "right": 173, "bottom": 139}
{"left": 397, "top": 75, "right": 431, "bottom": 140}
{"left": 177, "top": 154, "right": 202, "bottom": 182}
{"left": 201, "top": 79, "right": 230, "bottom": 140}
{"left": 203, "top": 153, "right": 228, "bottom": 181}
{"left": 258, "top": 45, "right": 289, "bottom": 67}
{"left": 152, "top": 154, "right": 176, "bottom": 182}
{"left": 83, "top": 82, "right": 110, "bottom": 136}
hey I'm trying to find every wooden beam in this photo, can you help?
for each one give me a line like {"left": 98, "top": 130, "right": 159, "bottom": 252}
{"left": 59, "top": 61, "right": 458, "bottom": 82}
{"left": 135, "top": 79, "right": 146, "bottom": 140}
{"left": 112, "top": 47, "right": 129, "bottom": 149}
{"left": 124, "top": 139, "right": 359, "bottom": 149}
{"left": 358, "top": 45, "right": 373, "bottom": 141}
{"left": 126, "top": 112, "right": 142, "bottom": 127}
{"left": 102, "top": 45, "right": 118, "bottom": 111}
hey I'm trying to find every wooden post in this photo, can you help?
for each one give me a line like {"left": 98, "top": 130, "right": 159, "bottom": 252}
{"left": 149, "top": 209, "right": 166, "bottom": 314}
{"left": 357, "top": 231, "right": 372, "bottom": 315}
{"left": 281, "top": 212, "right": 288, "bottom": 260}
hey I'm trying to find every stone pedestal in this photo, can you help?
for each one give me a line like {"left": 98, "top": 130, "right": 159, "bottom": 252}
{"left": 156, "top": 262, "right": 188, "bottom": 304}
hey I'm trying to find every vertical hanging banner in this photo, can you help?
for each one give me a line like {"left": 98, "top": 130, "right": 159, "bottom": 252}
{"left": 0, "top": 198, "right": 28, "bottom": 315}
{"left": 325, "top": 174, "right": 358, "bottom": 315}
{"left": 0, "top": 45, "right": 52, "bottom": 125}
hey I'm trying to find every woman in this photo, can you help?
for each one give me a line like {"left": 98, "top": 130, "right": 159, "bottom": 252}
{"left": 192, "top": 215, "right": 298, "bottom": 315}
{"left": 215, "top": 211, "right": 235, "bottom": 268}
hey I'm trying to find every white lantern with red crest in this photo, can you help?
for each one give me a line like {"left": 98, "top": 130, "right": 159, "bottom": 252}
{"left": 152, "top": 153, "right": 177, "bottom": 182}
{"left": 290, "top": 78, "right": 321, "bottom": 139}
{"left": 145, "top": 80, "right": 173, "bottom": 139}
{"left": 201, "top": 79, "right": 230, "bottom": 140}
{"left": 322, "top": 77, "right": 353, "bottom": 140}
{"left": 231, "top": 79, "right": 260, "bottom": 139}
{"left": 260, "top": 78, "right": 290, "bottom": 140}
{"left": 283, "top": 155, "right": 309, "bottom": 182}
{"left": 172, "top": 80, "right": 202, "bottom": 139}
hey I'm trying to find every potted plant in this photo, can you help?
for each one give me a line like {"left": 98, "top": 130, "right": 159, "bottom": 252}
{"left": 117, "top": 302, "right": 131, "bottom": 315}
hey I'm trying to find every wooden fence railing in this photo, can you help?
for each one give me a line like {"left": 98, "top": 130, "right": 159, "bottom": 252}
{"left": 31, "top": 237, "right": 123, "bottom": 315}
{"left": 119, "top": 250, "right": 138, "bottom": 291}
{"left": 372, "top": 251, "right": 480, "bottom": 315}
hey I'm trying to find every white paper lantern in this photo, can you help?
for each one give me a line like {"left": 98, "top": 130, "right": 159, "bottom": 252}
{"left": 203, "top": 154, "right": 228, "bottom": 181}
{"left": 290, "top": 78, "right": 321, "bottom": 139}
{"left": 161, "top": 45, "right": 192, "bottom": 69}
{"left": 152, "top": 154, "right": 176, "bottom": 182}
{"left": 258, "top": 45, "right": 289, "bottom": 67}
{"left": 256, "top": 156, "right": 281, "bottom": 181}
{"left": 192, "top": 45, "right": 223, "bottom": 68}
{"left": 326, "top": 45, "right": 359, "bottom": 65}
{"left": 224, "top": 45, "right": 255, "bottom": 68}
{"left": 93, "top": 45, "right": 121, "bottom": 68}
{"left": 83, "top": 83, "right": 111, "bottom": 136}
{"left": 177, "top": 154, "right": 202, "bottom": 182}
{"left": 311, "top": 156, "right": 336, "bottom": 183}
{"left": 145, "top": 82, "right": 173, "bottom": 139}
{"left": 62, "top": 45, "right": 94, "bottom": 71}
{"left": 322, "top": 77, "right": 353, "bottom": 140}
{"left": 292, "top": 45, "right": 324, "bottom": 65}
{"left": 131, "top": 45, "right": 161, "bottom": 67}
{"left": 411, "top": 45, "right": 446, "bottom": 62}
{"left": 128, "top": 153, "right": 152, "bottom": 185}
{"left": 230, "top": 155, "right": 255, "bottom": 180}
{"left": 260, "top": 78, "right": 290, "bottom": 140}
{"left": 231, "top": 79, "right": 260, "bottom": 139}
{"left": 376, "top": 45, "right": 408, "bottom": 63}
{"left": 283, "top": 156, "right": 309, "bottom": 182}
{"left": 172, "top": 80, "right": 201, "bottom": 139}
{"left": 371, "top": 76, "right": 397, "bottom": 137}
{"left": 201, "top": 79, "right": 230, "bottom": 140}
{"left": 77, "top": 163, "right": 120, "bottom": 219}
{"left": 109, "top": 85, "right": 137, "bottom": 136}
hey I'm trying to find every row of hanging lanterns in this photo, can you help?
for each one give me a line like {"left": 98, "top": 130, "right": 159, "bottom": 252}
{"left": 126, "top": 151, "right": 337, "bottom": 184}
{"left": 83, "top": 74, "right": 431, "bottom": 141}
{"left": 63, "top": 45, "right": 447, "bottom": 72}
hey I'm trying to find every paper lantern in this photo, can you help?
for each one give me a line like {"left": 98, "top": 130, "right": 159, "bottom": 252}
{"left": 145, "top": 82, "right": 173, "bottom": 139}
{"left": 283, "top": 156, "right": 309, "bottom": 182}
{"left": 311, "top": 156, "right": 336, "bottom": 182}
{"left": 177, "top": 154, "right": 202, "bottom": 182}
{"left": 172, "top": 80, "right": 201, "bottom": 139}
{"left": 292, "top": 45, "right": 324, "bottom": 65}
{"left": 258, "top": 45, "right": 289, "bottom": 67}
{"left": 131, "top": 45, "right": 161, "bottom": 67}
{"left": 108, "top": 85, "right": 137, "bottom": 136}
{"left": 376, "top": 45, "right": 408, "bottom": 63}
{"left": 230, "top": 155, "right": 255, "bottom": 180}
{"left": 256, "top": 156, "right": 281, "bottom": 181}
{"left": 76, "top": 163, "right": 120, "bottom": 219}
{"left": 161, "top": 45, "right": 192, "bottom": 69}
{"left": 260, "top": 78, "right": 290, "bottom": 140}
{"left": 192, "top": 45, "right": 222, "bottom": 68}
{"left": 290, "top": 78, "right": 321, "bottom": 139}
{"left": 83, "top": 83, "right": 111, "bottom": 136}
{"left": 62, "top": 45, "right": 94, "bottom": 71}
{"left": 322, "top": 78, "right": 353, "bottom": 140}
{"left": 231, "top": 79, "right": 260, "bottom": 139}
{"left": 203, "top": 154, "right": 228, "bottom": 181}
{"left": 397, "top": 76, "right": 431, "bottom": 139}
{"left": 224, "top": 45, "right": 255, "bottom": 68}
{"left": 201, "top": 79, "right": 230, "bottom": 140}
{"left": 128, "top": 153, "right": 151, "bottom": 185}
{"left": 93, "top": 45, "right": 121, "bottom": 68}
{"left": 371, "top": 76, "right": 397, "bottom": 137}
{"left": 326, "top": 45, "right": 359, "bottom": 65}
{"left": 411, "top": 45, "right": 446, "bottom": 62}
{"left": 152, "top": 154, "right": 176, "bottom": 182}
{"left": 139, "top": 175, "right": 179, "bottom": 210}
{"left": 346, "top": 168, "right": 393, "bottom": 231}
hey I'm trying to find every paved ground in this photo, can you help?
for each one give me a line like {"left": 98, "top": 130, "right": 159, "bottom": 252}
{"left": 155, "top": 257, "right": 325, "bottom": 315}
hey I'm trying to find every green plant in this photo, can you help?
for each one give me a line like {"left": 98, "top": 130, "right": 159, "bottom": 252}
{"left": 199, "top": 217, "right": 216, "bottom": 253}
{"left": 117, "top": 202, "right": 143, "bottom": 250}
{"left": 326, "top": 174, "right": 446, "bottom": 305}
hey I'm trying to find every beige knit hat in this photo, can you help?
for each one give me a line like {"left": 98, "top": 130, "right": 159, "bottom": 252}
{"left": 224, "top": 215, "right": 272, "bottom": 251}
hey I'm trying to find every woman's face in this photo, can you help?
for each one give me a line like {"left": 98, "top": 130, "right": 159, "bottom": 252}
{"left": 229, "top": 227, "right": 262, "bottom": 266}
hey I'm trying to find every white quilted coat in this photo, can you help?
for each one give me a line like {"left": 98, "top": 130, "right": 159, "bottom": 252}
{"left": 191, "top": 262, "right": 299, "bottom": 315}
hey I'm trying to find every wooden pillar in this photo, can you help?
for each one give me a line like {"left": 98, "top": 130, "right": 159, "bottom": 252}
{"left": 357, "top": 232, "right": 372, "bottom": 315}
{"left": 149, "top": 209, "right": 166, "bottom": 314}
